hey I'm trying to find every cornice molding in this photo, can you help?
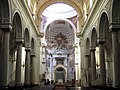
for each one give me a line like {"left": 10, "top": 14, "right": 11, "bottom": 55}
{"left": 21, "top": 0, "right": 41, "bottom": 36}
{"left": 80, "top": 0, "right": 100, "bottom": 35}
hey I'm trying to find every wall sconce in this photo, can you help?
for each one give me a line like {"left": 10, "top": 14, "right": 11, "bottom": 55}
{"left": 10, "top": 59, "right": 16, "bottom": 63}
{"left": 96, "top": 61, "right": 100, "bottom": 68}
{"left": 21, "top": 61, "right": 25, "bottom": 68}
{"left": 9, "top": 56, "right": 16, "bottom": 63}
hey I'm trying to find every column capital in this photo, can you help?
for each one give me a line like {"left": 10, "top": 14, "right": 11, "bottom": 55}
{"left": 38, "top": 32, "right": 44, "bottom": 38}
{"left": 90, "top": 48, "right": 96, "bottom": 51}
{"left": 0, "top": 24, "right": 12, "bottom": 31}
{"left": 16, "top": 38, "right": 24, "bottom": 43}
{"left": 109, "top": 24, "right": 120, "bottom": 32}
{"left": 97, "top": 38, "right": 105, "bottom": 44}
{"left": 37, "top": 33, "right": 44, "bottom": 40}
{"left": 85, "top": 52, "right": 90, "bottom": 56}
{"left": 76, "top": 33, "right": 83, "bottom": 38}
{"left": 31, "top": 52, "right": 36, "bottom": 56}
{"left": 25, "top": 47, "right": 31, "bottom": 51}
{"left": 90, "top": 45, "right": 96, "bottom": 51}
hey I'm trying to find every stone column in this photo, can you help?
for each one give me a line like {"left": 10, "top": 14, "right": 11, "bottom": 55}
{"left": 98, "top": 40, "right": 106, "bottom": 85}
{"left": 15, "top": 40, "right": 23, "bottom": 86}
{"left": 30, "top": 54, "right": 35, "bottom": 85}
{"left": 52, "top": 57, "right": 55, "bottom": 80}
{"left": 51, "top": 57, "right": 53, "bottom": 80}
{"left": 25, "top": 47, "right": 31, "bottom": 85}
{"left": 0, "top": 30, "right": 10, "bottom": 87}
{"left": 67, "top": 57, "right": 69, "bottom": 80}
{"left": 112, "top": 30, "right": 120, "bottom": 87}
{"left": 90, "top": 48, "right": 96, "bottom": 82}
{"left": 85, "top": 52, "right": 90, "bottom": 87}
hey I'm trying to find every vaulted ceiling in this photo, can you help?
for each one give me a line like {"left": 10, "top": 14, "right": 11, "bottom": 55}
{"left": 26, "top": 0, "right": 94, "bottom": 54}
{"left": 27, "top": 0, "right": 93, "bottom": 30}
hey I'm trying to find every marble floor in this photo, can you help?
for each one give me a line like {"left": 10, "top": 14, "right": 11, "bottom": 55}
{"left": 24, "top": 85, "right": 96, "bottom": 90}
{"left": 25, "top": 85, "right": 120, "bottom": 90}
{"left": 1, "top": 85, "right": 119, "bottom": 90}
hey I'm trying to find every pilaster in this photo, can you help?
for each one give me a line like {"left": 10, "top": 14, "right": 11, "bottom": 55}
{"left": 25, "top": 47, "right": 31, "bottom": 85}
{"left": 15, "top": 39, "right": 23, "bottom": 86}
{"left": 0, "top": 28, "right": 10, "bottom": 87}
{"left": 97, "top": 38, "right": 106, "bottom": 86}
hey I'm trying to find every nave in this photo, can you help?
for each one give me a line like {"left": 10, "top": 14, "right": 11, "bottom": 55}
{"left": 1, "top": 0, "right": 120, "bottom": 90}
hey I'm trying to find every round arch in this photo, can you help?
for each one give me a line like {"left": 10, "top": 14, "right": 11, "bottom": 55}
{"left": 24, "top": 28, "right": 30, "bottom": 47}
{"left": 10, "top": 11, "right": 23, "bottom": 56}
{"left": 12, "top": 9, "right": 23, "bottom": 24}
{"left": 37, "top": 0, "right": 82, "bottom": 18}
{"left": 99, "top": 11, "right": 109, "bottom": 39}
{"left": 54, "top": 64, "right": 67, "bottom": 72}
{"left": 44, "top": 18, "right": 77, "bottom": 33}
{"left": 55, "top": 67, "right": 65, "bottom": 80}
{"left": 54, "top": 64, "right": 67, "bottom": 80}
{"left": 90, "top": 27, "right": 97, "bottom": 47}
{"left": 85, "top": 38, "right": 90, "bottom": 53}
{"left": 111, "top": 0, "right": 120, "bottom": 24}
{"left": 0, "top": 0, "right": 11, "bottom": 26}
{"left": 99, "top": 11, "right": 113, "bottom": 86}
{"left": 13, "top": 12, "right": 22, "bottom": 39}
{"left": 99, "top": 12, "right": 112, "bottom": 62}
{"left": 31, "top": 38, "right": 35, "bottom": 54}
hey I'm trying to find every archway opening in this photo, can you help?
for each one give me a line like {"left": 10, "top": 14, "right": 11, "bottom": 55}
{"left": 55, "top": 67, "right": 65, "bottom": 84}
{"left": 8, "top": 12, "right": 23, "bottom": 85}
{"left": 99, "top": 12, "right": 112, "bottom": 85}
{"left": 41, "top": 3, "right": 78, "bottom": 32}
{"left": 39, "top": 2, "right": 81, "bottom": 86}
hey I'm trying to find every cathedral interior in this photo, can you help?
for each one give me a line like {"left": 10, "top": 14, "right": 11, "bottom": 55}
{"left": 0, "top": 0, "right": 120, "bottom": 90}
